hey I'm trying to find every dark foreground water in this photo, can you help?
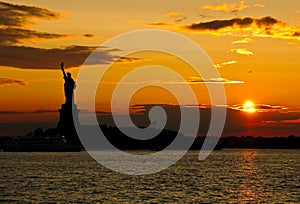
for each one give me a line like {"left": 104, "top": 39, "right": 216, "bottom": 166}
{"left": 1, "top": 149, "right": 299, "bottom": 203}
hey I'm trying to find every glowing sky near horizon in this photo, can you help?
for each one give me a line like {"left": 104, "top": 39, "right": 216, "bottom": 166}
{"left": 0, "top": 0, "right": 300, "bottom": 136}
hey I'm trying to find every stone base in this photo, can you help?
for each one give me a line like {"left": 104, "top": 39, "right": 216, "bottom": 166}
{"left": 57, "top": 103, "right": 81, "bottom": 144}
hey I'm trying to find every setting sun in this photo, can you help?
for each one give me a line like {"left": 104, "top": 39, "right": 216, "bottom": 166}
{"left": 243, "top": 100, "right": 256, "bottom": 113}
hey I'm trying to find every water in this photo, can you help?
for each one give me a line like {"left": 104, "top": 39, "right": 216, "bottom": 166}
{"left": 1, "top": 149, "right": 299, "bottom": 203}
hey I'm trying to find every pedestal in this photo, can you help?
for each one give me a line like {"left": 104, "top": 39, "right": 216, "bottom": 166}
{"left": 57, "top": 103, "right": 80, "bottom": 144}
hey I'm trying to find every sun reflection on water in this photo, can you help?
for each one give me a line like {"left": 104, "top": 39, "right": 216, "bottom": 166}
{"left": 238, "top": 150, "right": 263, "bottom": 202}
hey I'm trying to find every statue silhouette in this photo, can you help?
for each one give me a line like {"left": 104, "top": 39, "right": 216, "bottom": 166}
{"left": 61, "top": 62, "right": 75, "bottom": 104}
{"left": 57, "top": 62, "right": 80, "bottom": 144}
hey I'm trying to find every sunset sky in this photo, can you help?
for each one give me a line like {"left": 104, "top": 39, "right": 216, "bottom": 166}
{"left": 1, "top": 0, "right": 300, "bottom": 136}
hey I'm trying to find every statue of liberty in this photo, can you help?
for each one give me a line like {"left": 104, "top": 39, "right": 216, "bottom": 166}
{"left": 60, "top": 62, "right": 75, "bottom": 104}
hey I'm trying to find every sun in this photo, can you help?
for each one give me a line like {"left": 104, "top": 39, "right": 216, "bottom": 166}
{"left": 243, "top": 100, "right": 256, "bottom": 113}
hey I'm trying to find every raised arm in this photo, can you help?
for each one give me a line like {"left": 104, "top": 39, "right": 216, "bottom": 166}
{"left": 61, "top": 62, "right": 67, "bottom": 78}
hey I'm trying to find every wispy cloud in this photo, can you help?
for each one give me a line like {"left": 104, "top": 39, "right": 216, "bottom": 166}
{"left": 0, "top": 27, "right": 69, "bottom": 45}
{"left": 229, "top": 104, "right": 288, "bottom": 112}
{"left": 164, "top": 12, "right": 187, "bottom": 22}
{"left": 230, "top": 48, "right": 254, "bottom": 55}
{"left": 147, "top": 22, "right": 170, "bottom": 27}
{"left": 0, "top": 78, "right": 26, "bottom": 86}
{"left": 263, "top": 118, "right": 300, "bottom": 124}
{"left": 232, "top": 37, "right": 252, "bottom": 44}
{"left": 165, "top": 12, "right": 184, "bottom": 18}
{"left": 100, "top": 77, "right": 244, "bottom": 85}
{"left": 189, "top": 77, "right": 244, "bottom": 84}
{"left": 199, "top": 1, "right": 251, "bottom": 13}
{"left": 215, "top": 60, "right": 237, "bottom": 68}
{"left": 115, "top": 57, "right": 145, "bottom": 64}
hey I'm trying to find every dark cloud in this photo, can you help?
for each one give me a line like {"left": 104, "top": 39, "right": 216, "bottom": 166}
{"left": 148, "top": 16, "right": 300, "bottom": 40}
{"left": 116, "top": 56, "right": 144, "bottom": 63}
{"left": 0, "top": 45, "right": 116, "bottom": 69}
{"left": 186, "top": 16, "right": 279, "bottom": 31}
{"left": 0, "top": 27, "right": 68, "bottom": 45}
{"left": 0, "top": 78, "right": 26, "bottom": 86}
{"left": 256, "top": 16, "right": 279, "bottom": 27}
{"left": 293, "top": 32, "right": 300, "bottom": 37}
{"left": 83, "top": 34, "right": 95, "bottom": 38}
{"left": 175, "top": 17, "right": 187, "bottom": 23}
{"left": 147, "top": 22, "right": 169, "bottom": 26}
{"left": 199, "top": 14, "right": 215, "bottom": 19}
{"left": 0, "top": 2, "right": 99, "bottom": 69}
{"left": 0, "top": 1, "right": 60, "bottom": 27}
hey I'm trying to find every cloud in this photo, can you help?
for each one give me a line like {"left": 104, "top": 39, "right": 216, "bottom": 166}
{"left": 0, "top": 1, "right": 60, "bottom": 27}
{"left": 221, "top": 60, "right": 237, "bottom": 65}
{"left": 0, "top": 78, "right": 26, "bottom": 86}
{"left": 0, "top": 27, "right": 69, "bottom": 45}
{"left": 199, "top": 1, "right": 251, "bottom": 13}
{"left": 263, "top": 118, "right": 300, "bottom": 124}
{"left": 0, "top": 2, "right": 99, "bottom": 69}
{"left": 0, "top": 45, "right": 117, "bottom": 69}
{"left": 147, "top": 22, "right": 170, "bottom": 26}
{"left": 186, "top": 16, "right": 279, "bottom": 31}
{"left": 160, "top": 16, "right": 300, "bottom": 40}
{"left": 232, "top": 37, "right": 252, "bottom": 44}
{"left": 229, "top": 104, "right": 287, "bottom": 112}
{"left": 164, "top": 12, "right": 187, "bottom": 22}
{"left": 199, "top": 14, "right": 215, "bottom": 19}
{"left": 0, "top": 2, "right": 66, "bottom": 46}
{"left": 165, "top": 12, "right": 184, "bottom": 18}
{"left": 148, "top": 16, "right": 300, "bottom": 41}
{"left": 215, "top": 60, "right": 237, "bottom": 68}
{"left": 0, "top": 2, "right": 61, "bottom": 26}
{"left": 189, "top": 77, "right": 244, "bottom": 84}
{"left": 100, "top": 77, "right": 244, "bottom": 85}
{"left": 230, "top": 48, "right": 254, "bottom": 55}
{"left": 293, "top": 32, "right": 300, "bottom": 37}
{"left": 83, "top": 34, "right": 95, "bottom": 38}
{"left": 199, "top": 1, "right": 265, "bottom": 13}
{"left": 115, "top": 56, "right": 145, "bottom": 64}
{"left": 149, "top": 15, "right": 293, "bottom": 39}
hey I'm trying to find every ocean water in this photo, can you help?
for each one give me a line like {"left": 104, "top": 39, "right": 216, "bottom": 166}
{"left": 1, "top": 149, "right": 299, "bottom": 203}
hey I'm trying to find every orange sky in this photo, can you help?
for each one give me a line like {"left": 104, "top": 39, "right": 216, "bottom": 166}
{"left": 0, "top": 0, "right": 300, "bottom": 136}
